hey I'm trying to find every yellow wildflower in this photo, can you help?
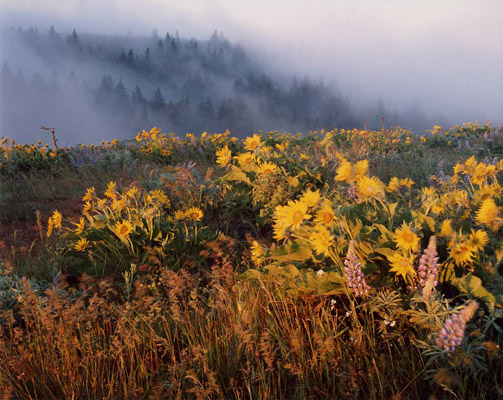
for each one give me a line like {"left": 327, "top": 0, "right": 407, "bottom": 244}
{"left": 244, "top": 134, "right": 263, "bottom": 151}
{"left": 51, "top": 210, "right": 63, "bottom": 229}
{"left": 476, "top": 198, "right": 502, "bottom": 231}
{"left": 300, "top": 188, "right": 321, "bottom": 207}
{"left": 469, "top": 229, "right": 489, "bottom": 252}
{"left": 439, "top": 219, "right": 454, "bottom": 237}
{"left": 216, "top": 145, "right": 232, "bottom": 167}
{"left": 126, "top": 186, "right": 140, "bottom": 198}
{"left": 273, "top": 200, "right": 311, "bottom": 238}
{"left": 46, "top": 217, "right": 54, "bottom": 238}
{"left": 174, "top": 210, "right": 186, "bottom": 220}
{"left": 388, "top": 252, "right": 415, "bottom": 279}
{"left": 449, "top": 240, "right": 475, "bottom": 267}
{"left": 185, "top": 207, "right": 203, "bottom": 221}
{"left": 335, "top": 158, "right": 368, "bottom": 183}
{"left": 83, "top": 201, "right": 92, "bottom": 215}
{"left": 251, "top": 240, "right": 265, "bottom": 265}
{"left": 309, "top": 225, "right": 334, "bottom": 257}
{"left": 257, "top": 161, "right": 278, "bottom": 175}
{"left": 399, "top": 178, "right": 414, "bottom": 189}
{"left": 473, "top": 183, "right": 502, "bottom": 205}
{"left": 357, "top": 176, "right": 385, "bottom": 202}
{"left": 386, "top": 177, "right": 400, "bottom": 193}
{"left": 113, "top": 220, "right": 134, "bottom": 241}
{"left": 150, "top": 189, "right": 170, "bottom": 206}
{"left": 74, "top": 217, "right": 85, "bottom": 235}
{"left": 315, "top": 200, "right": 336, "bottom": 228}
{"left": 236, "top": 152, "right": 257, "bottom": 171}
{"left": 393, "top": 222, "right": 420, "bottom": 253}
{"left": 74, "top": 238, "right": 89, "bottom": 252}
{"left": 104, "top": 181, "right": 117, "bottom": 199}
{"left": 282, "top": 200, "right": 311, "bottom": 231}
{"left": 82, "top": 186, "right": 95, "bottom": 201}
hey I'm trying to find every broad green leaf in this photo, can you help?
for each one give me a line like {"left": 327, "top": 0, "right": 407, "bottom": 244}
{"left": 223, "top": 167, "right": 251, "bottom": 185}
{"left": 456, "top": 273, "right": 496, "bottom": 309}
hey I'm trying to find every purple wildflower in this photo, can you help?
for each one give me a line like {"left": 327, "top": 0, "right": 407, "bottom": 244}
{"left": 347, "top": 183, "right": 357, "bottom": 200}
{"left": 435, "top": 300, "right": 478, "bottom": 353}
{"left": 417, "top": 236, "right": 440, "bottom": 289}
{"left": 344, "top": 240, "right": 371, "bottom": 297}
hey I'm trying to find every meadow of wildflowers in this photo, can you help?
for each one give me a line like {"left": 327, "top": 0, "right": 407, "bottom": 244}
{"left": 0, "top": 122, "right": 502, "bottom": 399}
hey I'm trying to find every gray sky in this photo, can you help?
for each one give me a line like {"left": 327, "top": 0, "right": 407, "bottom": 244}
{"left": 2, "top": 0, "right": 502, "bottom": 124}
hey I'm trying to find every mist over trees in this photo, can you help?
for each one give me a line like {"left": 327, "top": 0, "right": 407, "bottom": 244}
{"left": 0, "top": 26, "right": 441, "bottom": 144}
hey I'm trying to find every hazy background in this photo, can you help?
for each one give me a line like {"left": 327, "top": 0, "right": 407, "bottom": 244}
{"left": 1, "top": 0, "right": 502, "bottom": 143}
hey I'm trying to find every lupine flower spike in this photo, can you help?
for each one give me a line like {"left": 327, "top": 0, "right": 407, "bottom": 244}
{"left": 417, "top": 236, "right": 440, "bottom": 291}
{"left": 344, "top": 240, "right": 371, "bottom": 297}
{"left": 435, "top": 300, "right": 479, "bottom": 353}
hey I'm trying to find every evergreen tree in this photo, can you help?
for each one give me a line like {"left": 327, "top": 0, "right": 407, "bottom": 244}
{"left": 1, "top": 62, "right": 12, "bottom": 82}
{"left": 170, "top": 39, "right": 177, "bottom": 54}
{"left": 198, "top": 97, "right": 214, "bottom": 118}
{"left": 119, "top": 49, "right": 127, "bottom": 64}
{"left": 150, "top": 86, "right": 165, "bottom": 110}
{"left": 67, "top": 29, "right": 79, "bottom": 45}
{"left": 132, "top": 84, "right": 146, "bottom": 105}
{"left": 127, "top": 49, "right": 134, "bottom": 66}
{"left": 48, "top": 25, "right": 59, "bottom": 41}
{"left": 115, "top": 80, "right": 128, "bottom": 99}
{"left": 100, "top": 75, "right": 114, "bottom": 92}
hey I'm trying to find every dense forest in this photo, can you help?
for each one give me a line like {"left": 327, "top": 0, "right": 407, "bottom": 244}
{"left": 0, "top": 26, "right": 440, "bottom": 143}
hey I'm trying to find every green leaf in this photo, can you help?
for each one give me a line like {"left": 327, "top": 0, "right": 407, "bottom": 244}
{"left": 456, "top": 273, "right": 496, "bottom": 309}
{"left": 223, "top": 168, "right": 251, "bottom": 185}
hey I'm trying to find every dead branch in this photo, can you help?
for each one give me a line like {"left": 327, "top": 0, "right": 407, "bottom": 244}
{"left": 40, "top": 125, "right": 59, "bottom": 151}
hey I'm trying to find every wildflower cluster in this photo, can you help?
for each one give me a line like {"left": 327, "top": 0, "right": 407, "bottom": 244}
{"left": 46, "top": 180, "right": 209, "bottom": 272}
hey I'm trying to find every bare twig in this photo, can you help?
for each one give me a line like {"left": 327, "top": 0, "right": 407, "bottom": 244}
{"left": 40, "top": 125, "right": 59, "bottom": 150}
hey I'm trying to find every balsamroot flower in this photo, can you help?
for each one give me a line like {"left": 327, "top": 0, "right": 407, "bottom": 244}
{"left": 417, "top": 236, "right": 440, "bottom": 289}
{"left": 393, "top": 222, "right": 420, "bottom": 253}
{"left": 335, "top": 157, "right": 368, "bottom": 183}
{"left": 435, "top": 300, "right": 479, "bottom": 353}
{"left": 309, "top": 225, "right": 334, "bottom": 257}
{"left": 476, "top": 198, "right": 502, "bottom": 231}
{"left": 243, "top": 134, "right": 263, "bottom": 151}
{"left": 344, "top": 240, "right": 371, "bottom": 297}
{"left": 216, "top": 145, "right": 231, "bottom": 167}
{"left": 185, "top": 207, "right": 204, "bottom": 221}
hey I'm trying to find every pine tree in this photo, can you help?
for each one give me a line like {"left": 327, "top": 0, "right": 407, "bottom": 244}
{"left": 150, "top": 86, "right": 165, "bottom": 110}
{"left": 67, "top": 29, "right": 79, "bottom": 45}
{"left": 127, "top": 49, "right": 134, "bottom": 66}
{"left": 132, "top": 85, "right": 146, "bottom": 105}
{"left": 48, "top": 25, "right": 59, "bottom": 41}
{"left": 171, "top": 39, "right": 177, "bottom": 54}
{"left": 1, "top": 62, "right": 12, "bottom": 82}
{"left": 115, "top": 80, "right": 128, "bottom": 99}
{"left": 100, "top": 75, "right": 114, "bottom": 92}
{"left": 119, "top": 49, "right": 127, "bottom": 64}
